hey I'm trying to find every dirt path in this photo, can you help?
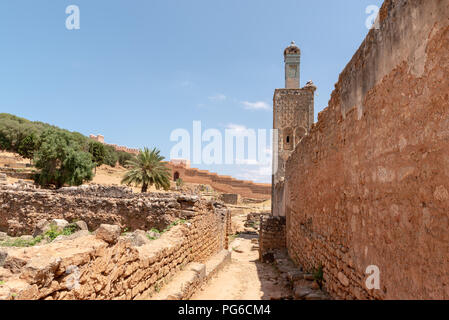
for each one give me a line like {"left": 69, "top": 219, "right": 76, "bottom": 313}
{"left": 191, "top": 234, "right": 291, "bottom": 300}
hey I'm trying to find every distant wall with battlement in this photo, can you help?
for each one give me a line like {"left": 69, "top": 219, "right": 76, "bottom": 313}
{"left": 166, "top": 161, "right": 271, "bottom": 200}
{"left": 88, "top": 135, "right": 270, "bottom": 200}
{"left": 89, "top": 134, "right": 140, "bottom": 155}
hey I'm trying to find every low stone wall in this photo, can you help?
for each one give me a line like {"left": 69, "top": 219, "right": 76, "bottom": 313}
{"left": 150, "top": 250, "right": 232, "bottom": 300}
{"left": 0, "top": 185, "right": 204, "bottom": 236}
{"left": 259, "top": 216, "right": 286, "bottom": 262}
{"left": 221, "top": 193, "right": 240, "bottom": 205}
{"left": 0, "top": 167, "right": 34, "bottom": 180}
{"left": 0, "top": 202, "right": 230, "bottom": 300}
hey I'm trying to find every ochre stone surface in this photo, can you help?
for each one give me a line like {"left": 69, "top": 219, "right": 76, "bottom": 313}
{"left": 282, "top": 0, "right": 449, "bottom": 300}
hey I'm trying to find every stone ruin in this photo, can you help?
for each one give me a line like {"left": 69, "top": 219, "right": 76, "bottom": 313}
{"left": 0, "top": 184, "right": 232, "bottom": 300}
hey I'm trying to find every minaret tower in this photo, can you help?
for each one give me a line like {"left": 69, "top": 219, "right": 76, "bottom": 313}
{"left": 284, "top": 41, "right": 301, "bottom": 89}
{"left": 272, "top": 41, "right": 316, "bottom": 217}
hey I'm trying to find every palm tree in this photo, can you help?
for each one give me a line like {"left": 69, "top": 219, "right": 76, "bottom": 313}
{"left": 121, "top": 147, "right": 171, "bottom": 193}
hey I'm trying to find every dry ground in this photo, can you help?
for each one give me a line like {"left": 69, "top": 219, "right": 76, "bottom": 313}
{"left": 191, "top": 234, "right": 290, "bottom": 300}
{"left": 191, "top": 201, "right": 290, "bottom": 301}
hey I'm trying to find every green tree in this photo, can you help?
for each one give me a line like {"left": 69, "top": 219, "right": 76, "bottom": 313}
{"left": 103, "top": 145, "right": 119, "bottom": 167}
{"left": 33, "top": 129, "right": 94, "bottom": 188}
{"left": 118, "top": 151, "right": 134, "bottom": 167}
{"left": 121, "top": 147, "right": 170, "bottom": 193}
{"left": 17, "top": 133, "right": 39, "bottom": 161}
{"left": 88, "top": 141, "right": 106, "bottom": 168}
{"left": 61, "top": 149, "right": 95, "bottom": 186}
{"left": 0, "top": 132, "right": 11, "bottom": 151}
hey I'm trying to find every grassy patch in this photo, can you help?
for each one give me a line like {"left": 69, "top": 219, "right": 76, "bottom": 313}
{"left": 229, "top": 233, "right": 240, "bottom": 240}
{"left": 45, "top": 224, "right": 76, "bottom": 241}
{"left": 0, "top": 235, "right": 44, "bottom": 247}
{"left": 0, "top": 223, "right": 78, "bottom": 247}
{"left": 121, "top": 227, "right": 130, "bottom": 236}
{"left": 0, "top": 280, "right": 5, "bottom": 285}
{"left": 146, "top": 220, "right": 187, "bottom": 241}
{"left": 313, "top": 264, "right": 324, "bottom": 289}
{"left": 162, "top": 219, "right": 187, "bottom": 233}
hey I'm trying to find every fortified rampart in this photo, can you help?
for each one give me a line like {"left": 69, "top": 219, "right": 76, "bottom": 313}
{"left": 89, "top": 134, "right": 140, "bottom": 155}
{"left": 269, "top": 0, "right": 449, "bottom": 300}
{"left": 166, "top": 162, "right": 271, "bottom": 200}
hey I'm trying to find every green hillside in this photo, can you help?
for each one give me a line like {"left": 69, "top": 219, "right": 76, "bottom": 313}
{"left": 0, "top": 113, "right": 136, "bottom": 187}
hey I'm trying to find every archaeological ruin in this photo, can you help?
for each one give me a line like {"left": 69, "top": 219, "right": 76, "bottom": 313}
{"left": 0, "top": 0, "right": 448, "bottom": 302}
{"left": 0, "top": 184, "right": 231, "bottom": 299}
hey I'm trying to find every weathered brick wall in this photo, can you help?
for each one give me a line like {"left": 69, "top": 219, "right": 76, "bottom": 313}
{"left": 284, "top": 0, "right": 449, "bottom": 299}
{"left": 0, "top": 202, "right": 230, "bottom": 300}
{"left": 259, "top": 216, "right": 286, "bottom": 262}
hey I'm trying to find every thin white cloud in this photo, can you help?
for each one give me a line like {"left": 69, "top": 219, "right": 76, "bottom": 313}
{"left": 241, "top": 101, "right": 271, "bottom": 111}
{"left": 225, "top": 123, "right": 248, "bottom": 132}
{"left": 209, "top": 94, "right": 227, "bottom": 102}
{"left": 236, "top": 165, "right": 272, "bottom": 183}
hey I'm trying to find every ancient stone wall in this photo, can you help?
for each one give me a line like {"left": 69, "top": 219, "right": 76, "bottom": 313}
{"left": 259, "top": 216, "right": 286, "bottom": 263}
{"left": 283, "top": 0, "right": 449, "bottom": 299}
{"left": 0, "top": 203, "right": 230, "bottom": 300}
{"left": 221, "top": 193, "right": 240, "bottom": 205}
{"left": 0, "top": 184, "right": 208, "bottom": 236}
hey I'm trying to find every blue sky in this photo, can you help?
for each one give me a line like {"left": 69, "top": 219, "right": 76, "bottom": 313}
{"left": 0, "top": 0, "right": 383, "bottom": 183}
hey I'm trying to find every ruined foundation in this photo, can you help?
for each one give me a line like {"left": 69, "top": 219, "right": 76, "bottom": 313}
{"left": 0, "top": 185, "right": 231, "bottom": 300}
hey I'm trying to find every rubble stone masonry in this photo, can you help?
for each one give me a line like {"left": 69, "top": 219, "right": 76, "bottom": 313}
{"left": 284, "top": 0, "right": 449, "bottom": 299}
{"left": 0, "top": 184, "right": 221, "bottom": 236}
{"left": 0, "top": 186, "right": 231, "bottom": 300}
{"left": 259, "top": 216, "right": 286, "bottom": 263}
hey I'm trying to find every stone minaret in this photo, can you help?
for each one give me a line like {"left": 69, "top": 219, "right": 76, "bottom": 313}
{"left": 284, "top": 41, "right": 301, "bottom": 89}
{"left": 272, "top": 41, "right": 316, "bottom": 217}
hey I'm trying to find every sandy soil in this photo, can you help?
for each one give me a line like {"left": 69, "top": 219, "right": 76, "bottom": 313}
{"left": 191, "top": 234, "right": 291, "bottom": 300}
{"left": 90, "top": 165, "right": 154, "bottom": 193}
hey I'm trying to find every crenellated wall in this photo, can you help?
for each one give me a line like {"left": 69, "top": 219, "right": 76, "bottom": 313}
{"left": 282, "top": 0, "right": 449, "bottom": 300}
